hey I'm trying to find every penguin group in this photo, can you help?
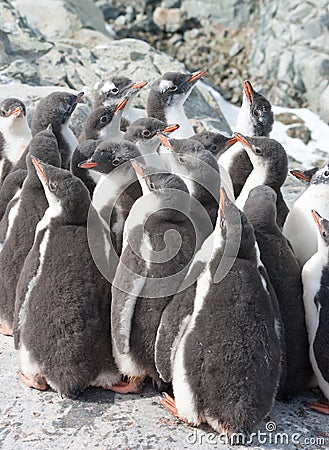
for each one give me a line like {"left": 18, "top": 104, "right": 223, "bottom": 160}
{"left": 0, "top": 69, "right": 328, "bottom": 438}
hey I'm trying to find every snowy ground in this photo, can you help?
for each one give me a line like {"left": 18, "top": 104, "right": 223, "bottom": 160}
{"left": 1, "top": 84, "right": 329, "bottom": 449}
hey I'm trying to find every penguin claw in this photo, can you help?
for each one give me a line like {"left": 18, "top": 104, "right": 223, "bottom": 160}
{"left": 0, "top": 323, "right": 13, "bottom": 336}
{"left": 109, "top": 378, "right": 144, "bottom": 394}
{"left": 309, "top": 400, "right": 329, "bottom": 415}
{"left": 159, "top": 393, "right": 190, "bottom": 425}
{"left": 18, "top": 371, "right": 49, "bottom": 391}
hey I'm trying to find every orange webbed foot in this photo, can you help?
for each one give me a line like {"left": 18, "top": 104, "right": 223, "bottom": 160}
{"left": 158, "top": 392, "right": 192, "bottom": 425}
{"left": 0, "top": 323, "right": 13, "bottom": 336}
{"left": 109, "top": 376, "right": 144, "bottom": 394}
{"left": 18, "top": 371, "right": 49, "bottom": 391}
{"left": 309, "top": 400, "right": 329, "bottom": 415}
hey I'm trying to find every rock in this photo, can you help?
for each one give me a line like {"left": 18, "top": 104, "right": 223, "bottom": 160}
{"left": 287, "top": 125, "right": 312, "bottom": 144}
{"left": 153, "top": 7, "right": 186, "bottom": 33}
{"left": 275, "top": 112, "right": 304, "bottom": 125}
{"left": 161, "top": 0, "right": 181, "bottom": 7}
{"left": 11, "top": 0, "right": 109, "bottom": 41}
{"left": 125, "top": 5, "right": 136, "bottom": 23}
{"left": 229, "top": 42, "right": 244, "bottom": 58}
{"left": 181, "top": 0, "right": 256, "bottom": 27}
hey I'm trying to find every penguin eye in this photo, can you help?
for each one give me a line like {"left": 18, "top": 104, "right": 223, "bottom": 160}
{"left": 111, "top": 87, "right": 119, "bottom": 94}
{"left": 48, "top": 181, "right": 56, "bottom": 192}
{"left": 148, "top": 182, "right": 155, "bottom": 191}
{"left": 324, "top": 171, "right": 329, "bottom": 177}
{"left": 112, "top": 158, "right": 120, "bottom": 167}
{"left": 142, "top": 129, "right": 151, "bottom": 137}
{"left": 211, "top": 144, "right": 217, "bottom": 152}
{"left": 253, "top": 109, "right": 260, "bottom": 117}
{"left": 323, "top": 231, "right": 327, "bottom": 238}
{"left": 169, "top": 85, "right": 177, "bottom": 92}
{"left": 100, "top": 115, "right": 108, "bottom": 123}
{"left": 1, "top": 109, "right": 6, "bottom": 117}
{"left": 220, "top": 217, "right": 225, "bottom": 229}
{"left": 254, "top": 147, "right": 262, "bottom": 155}
{"left": 178, "top": 156, "right": 187, "bottom": 164}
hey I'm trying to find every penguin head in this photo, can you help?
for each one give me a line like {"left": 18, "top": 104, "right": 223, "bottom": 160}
{"left": 94, "top": 76, "right": 147, "bottom": 109}
{"left": 311, "top": 210, "right": 329, "bottom": 248}
{"left": 83, "top": 97, "right": 129, "bottom": 140}
{"left": 131, "top": 161, "right": 191, "bottom": 221}
{"left": 244, "top": 185, "right": 278, "bottom": 230}
{"left": 190, "top": 131, "right": 237, "bottom": 157}
{"left": 218, "top": 187, "right": 256, "bottom": 260}
{"left": 234, "top": 133, "right": 288, "bottom": 187}
{"left": 79, "top": 140, "right": 140, "bottom": 174}
{"left": 31, "top": 155, "right": 90, "bottom": 224}
{"left": 290, "top": 167, "right": 318, "bottom": 185}
{"left": 310, "top": 165, "right": 329, "bottom": 186}
{"left": 25, "top": 128, "right": 62, "bottom": 175}
{"left": 148, "top": 70, "right": 205, "bottom": 108}
{"left": 124, "top": 117, "right": 179, "bottom": 147}
{"left": 31, "top": 91, "right": 84, "bottom": 135}
{"left": 242, "top": 80, "right": 274, "bottom": 137}
{"left": 157, "top": 135, "right": 220, "bottom": 176}
{"left": 0, "top": 98, "right": 26, "bottom": 119}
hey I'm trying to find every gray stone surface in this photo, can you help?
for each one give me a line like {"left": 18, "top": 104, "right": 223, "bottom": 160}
{"left": 249, "top": 0, "right": 329, "bottom": 121}
{"left": 11, "top": 0, "right": 109, "bottom": 41}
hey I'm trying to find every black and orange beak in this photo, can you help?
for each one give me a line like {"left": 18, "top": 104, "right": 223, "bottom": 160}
{"left": 187, "top": 69, "right": 205, "bottom": 83}
{"left": 234, "top": 132, "right": 253, "bottom": 150}
{"left": 31, "top": 155, "right": 48, "bottom": 185}
{"left": 156, "top": 132, "right": 174, "bottom": 151}
{"left": 75, "top": 92, "right": 84, "bottom": 103}
{"left": 160, "top": 124, "right": 180, "bottom": 134}
{"left": 78, "top": 160, "right": 99, "bottom": 169}
{"left": 130, "top": 80, "right": 148, "bottom": 90}
{"left": 9, "top": 106, "right": 23, "bottom": 117}
{"left": 224, "top": 136, "right": 238, "bottom": 150}
{"left": 130, "top": 160, "right": 146, "bottom": 178}
{"left": 243, "top": 80, "right": 254, "bottom": 105}
{"left": 311, "top": 210, "right": 323, "bottom": 234}
{"left": 114, "top": 97, "right": 128, "bottom": 113}
{"left": 290, "top": 170, "right": 311, "bottom": 183}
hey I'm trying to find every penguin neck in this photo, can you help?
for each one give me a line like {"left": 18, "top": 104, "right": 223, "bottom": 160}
{"left": 235, "top": 163, "right": 267, "bottom": 210}
{"left": 99, "top": 114, "right": 124, "bottom": 141}
{"left": 93, "top": 167, "right": 136, "bottom": 211}
{"left": 235, "top": 98, "right": 253, "bottom": 136}
{"left": 138, "top": 140, "right": 168, "bottom": 170}
{"left": 59, "top": 121, "right": 78, "bottom": 153}
{"left": 315, "top": 236, "right": 329, "bottom": 261}
{"left": 218, "top": 142, "right": 244, "bottom": 173}
{"left": 164, "top": 105, "right": 194, "bottom": 138}
{"left": 166, "top": 157, "right": 196, "bottom": 197}
{"left": 1, "top": 117, "right": 31, "bottom": 164}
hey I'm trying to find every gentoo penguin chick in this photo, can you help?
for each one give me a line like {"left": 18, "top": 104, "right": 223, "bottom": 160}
{"left": 159, "top": 188, "right": 281, "bottom": 435}
{"left": 0, "top": 98, "right": 31, "bottom": 185}
{"left": 79, "top": 140, "right": 142, "bottom": 255}
{"left": 14, "top": 157, "right": 120, "bottom": 397}
{"left": 147, "top": 70, "right": 205, "bottom": 139}
{"left": 234, "top": 132, "right": 289, "bottom": 228}
{"left": 31, "top": 90, "right": 84, "bottom": 169}
{"left": 219, "top": 80, "right": 274, "bottom": 197}
{"left": 302, "top": 210, "right": 329, "bottom": 414}
{"left": 124, "top": 117, "right": 179, "bottom": 169}
{"left": 79, "top": 97, "right": 129, "bottom": 143}
{"left": 110, "top": 163, "right": 196, "bottom": 393}
{"left": 70, "top": 139, "right": 102, "bottom": 195}
{"left": 283, "top": 165, "right": 329, "bottom": 267}
{"left": 94, "top": 76, "right": 147, "bottom": 127}
{"left": 244, "top": 185, "right": 313, "bottom": 397}
{"left": 0, "top": 136, "right": 61, "bottom": 336}
{"left": 157, "top": 135, "right": 221, "bottom": 233}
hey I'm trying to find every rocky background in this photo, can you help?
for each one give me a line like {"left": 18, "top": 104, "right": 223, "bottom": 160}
{"left": 0, "top": 0, "right": 328, "bottom": 124}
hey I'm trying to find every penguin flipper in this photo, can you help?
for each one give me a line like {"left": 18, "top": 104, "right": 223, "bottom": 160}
{"left": 0, "top": 169, "right": 26, "bottom": 221}
{"left": 111, "top": 249, "right": 148, "bottom": 355}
